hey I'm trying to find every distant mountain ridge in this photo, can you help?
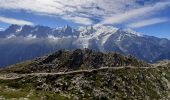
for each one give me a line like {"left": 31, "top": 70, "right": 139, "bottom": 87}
{"left": 0, "top": 24, "right": 170, "bottom": 67}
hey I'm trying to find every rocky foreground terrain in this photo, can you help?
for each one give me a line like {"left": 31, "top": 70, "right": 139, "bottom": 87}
{"left": 0, "top": 49, "right": 170, "bottom": 100}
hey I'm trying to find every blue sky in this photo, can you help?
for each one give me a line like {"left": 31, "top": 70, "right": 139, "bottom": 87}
{"left": 0, "top": 0, "right": 170, "bottom": 39}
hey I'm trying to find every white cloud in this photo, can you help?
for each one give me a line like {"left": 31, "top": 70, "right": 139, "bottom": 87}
{"left": 63, "top": 16, "right": 93, "bottom": 25}
{"left": 0, "top": 16, "right": 34, "bottom": 25}
{"left": 0, "top": 0, "right": 142, "bottom": 25}
{"left": 0, "top": 0, "right": 88, "bottom": 16}
{"left": 25, "top": 34, "right": 37, "bottom": 40}
{"left": 97, "top": 1, "right": 170, "bottom": 25}
{"left": 0, "top": 0, "right": 169, "bottom": 26}
{"left": 127, "top": 18, "right": 169, "bottom": 28}
{"left": 0, "top": 27, "right": 5, "bottom": 31}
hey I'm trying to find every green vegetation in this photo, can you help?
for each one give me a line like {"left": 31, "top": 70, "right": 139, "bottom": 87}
{"left": 0, "top": 79, "right": 70, "bottom": 100}
{"left": 0, "top": 60, "right": 33, "bottom": 73}
{"left": 1, "top": 65, "right": 170, "bottom": 100}
{"left": 0, "top": 49, "right": 169, "bottom": 99}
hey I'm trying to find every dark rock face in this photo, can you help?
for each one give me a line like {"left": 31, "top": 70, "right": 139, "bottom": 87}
{"left": 0, "top": 25, "right": 170, "bottom": 67}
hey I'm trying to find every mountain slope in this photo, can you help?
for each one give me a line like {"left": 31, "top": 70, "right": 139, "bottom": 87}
{"left": 104, "top": 29, "right": 170, "bottom": 62}
{"left": 0, "top": 24, "right": 170, "bottom": 67}
{"left": 0, "top": 49, "right": 169, "bottom": 100}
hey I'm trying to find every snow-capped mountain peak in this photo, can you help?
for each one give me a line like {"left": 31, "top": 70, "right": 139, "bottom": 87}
{"left": 78, "top": 25, "right": 118, "bottom": 37}
{"left": 0, "top": 24, "right": 170, "bottom": 68}
{"left": 120, "top": 28, "right": 143, "bottom": 37}
{"left": 2, "top": 25, "right": 144, "bottom": 39}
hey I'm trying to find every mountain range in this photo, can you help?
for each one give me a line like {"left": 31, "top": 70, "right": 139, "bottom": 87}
{"left": 0, "top": 24, "right": 170, "bottom": 67}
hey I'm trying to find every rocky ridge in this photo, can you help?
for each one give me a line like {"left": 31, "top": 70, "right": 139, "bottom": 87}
{"left": 0, "top": 49, "right": 170, "bottom": 99}
{"left": 0, "top": 49, "right": 150, "bottom": 73}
